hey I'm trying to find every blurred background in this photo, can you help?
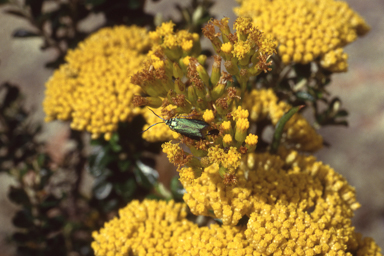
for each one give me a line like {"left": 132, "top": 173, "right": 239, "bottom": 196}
{"left": 0, "top": 0, "right": 383, "bottom": 254}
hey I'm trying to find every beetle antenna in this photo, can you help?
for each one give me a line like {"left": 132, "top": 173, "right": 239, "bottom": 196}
{"left": 141, "top": 122, "right": 165, "bottom": 133}
{"left": 148, "top": 108, "right": 165, "bottom": 121}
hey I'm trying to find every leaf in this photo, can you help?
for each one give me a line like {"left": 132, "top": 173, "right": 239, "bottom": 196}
{"left": 8, "top": 187, "right": 30, "bottom": 205}
{"left": 39, "top": 195, "right": 60, "bottom": 213}
{"left": 0, "top": 82, "right": 19, "bottom": 110}
{"left": 114, "top": 179, "right": 136, "bottom": 199}
{"left": 12, "top": 210, "right": 34, "bottom": 228}
{"left": 296, "top": 91, "right": 315, "bottom": 102}
{"left": 109, "top": 132, "right": 122, "bottom": 152}
{"left": 335, "top": 110, "right": 348, "bottom": 118}
{"left": 85, "top": 0, "right": 106, "bottom": 6}
{"left": 13, "top": 29, "right": 40, "bottom": 38}
{"left": 270, "top": 105, "right": 304, "bottom": 154}
{"left": 88, "top": 146, "right": 116, "bottom": 176}
{"left": 93, "top": 180, "right": 113, "bottom": 200}
{"left": 134, "top": 160, "right": 158, "bottom": 190}
{"left": 4, "top": 9, "right": 25, "bottom": 18}
{"left": 12, "top": 232, "right": 29, "bottom": 243}
{"left": 117, "top": 159, "right": 131, "bottom": 172}
{"left": 27, "top": 0, "right": 43, "bottom": 17}
{"left": 170, "top": 176, "right": 185, "bottom": 200}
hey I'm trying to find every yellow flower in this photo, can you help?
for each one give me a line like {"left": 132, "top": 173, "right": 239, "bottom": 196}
{"left": 203, "top": 109, "right": 215, "bottom": 123}
{"left": 235, "top": 0, "right": 370, "bottom": 72}
{"left": 43, "top": 25, "right": 150, "bottom": 140}
{"left": 91, "top": 199, "right": 195, "bottom": 256}
{"left": 243, "top": 89, "right": 323, "bottom": 152}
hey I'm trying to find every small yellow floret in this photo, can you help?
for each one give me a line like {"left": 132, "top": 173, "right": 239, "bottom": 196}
{"left": 236, "top": 118, "right": 249, "bottom": 131}
{"left": 221, "top": 121, "right": 232, "bottom": 131}
{"left": 221, "top": 42, "right": 233, "bottom": 53}
{"left": 223, "top": 134, "right": 233, "bottom": 144}
{"left": 232, "top": 106, "right": 249, "bottom": 120}
{"left": 183, "top": 56, "right": 191, "bottom": 66}
{"left": 203, "top": 109, "right": 215, "bottom": 123}
{"left": 245, "top": 134, "right": 258, "bottom": 146}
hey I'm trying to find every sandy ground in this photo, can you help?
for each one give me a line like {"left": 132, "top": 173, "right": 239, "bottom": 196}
{"left": 0, "top": 0, "right": 383, "bottom": 254}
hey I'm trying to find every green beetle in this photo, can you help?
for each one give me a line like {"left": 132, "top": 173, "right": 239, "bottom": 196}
{"left": 143, "top": 109, "right": 217, "bottom": 140}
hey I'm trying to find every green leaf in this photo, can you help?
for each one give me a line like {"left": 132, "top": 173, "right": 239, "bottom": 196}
{"left": 13, "top": 29, "right": 40, "bottom": 38}
{"left": 170, "top": 176, "right": 185, "bottom": 200}
{"left": 88, "top": 146, "right": 116, "bottom": 176}
{"left": 85, "top": 0, "right": 106, "bottom": 6}
{"left": 93, "top": 180, "right": 113, "bottom": 200}
{"left": 12, "top": 232, "right": 29, "bottom": 243}
{"left": 134, "top": 160, "right": 158, "bottom": 190}
{"left": 12, "top": 210, "right": 34, "bottom": 228}
{"left": 39, "top": 195, "right": 60, "bottom": 213}
{"left": 335, "top": 110, "right": 348, "bottom": 118}
{"left": 0, "top": 82, "right": 19, "bottom": 111}
{"left": 4, "top": 9, "right": 25, "bottom": 18}
{"left": 114, "top": 179, "right": 136, "bottom": 199}
{"left": 296, "top": 91, "right": 315, "bottom": 102}
{"left": 270, "top": 105, "right": 304, "bottom": 154}
{"left": 109, "top": 133, "right": 122, "bottom": 152}
{"left": 8, "top": 187, "right": 30, "bottom": 205}
{"left": 117, "top": 159, "right": 131, "bottom": 172}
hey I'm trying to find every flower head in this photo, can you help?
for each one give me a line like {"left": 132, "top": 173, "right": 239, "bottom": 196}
{"left": 43, "top": 26, "right": 150, "bottom": 140}
{"left": 235, "top": 0, "right": 370, "bottom": 72}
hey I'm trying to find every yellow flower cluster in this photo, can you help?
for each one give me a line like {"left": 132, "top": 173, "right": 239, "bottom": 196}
{"left": 131, "top": 18, "right": 273, "bottom": 183}
{"left": 235, "top": 0, "right": 370, "bottom": 72}
{"left": 244, "top": 89, "right": 323, "bottom": 152}
{"left": 91, "top": 199, "right": 196, "bottom": 256}
{"left": 43, "top": 26, "right": 150, "bottom": 140}
{"left": 179, "top": 148, "right": 383, "bottom": 255}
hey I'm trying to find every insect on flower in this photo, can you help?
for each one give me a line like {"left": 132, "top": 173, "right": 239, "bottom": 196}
{"left": 143, "top": 109, "right": 216, "bottom": 140}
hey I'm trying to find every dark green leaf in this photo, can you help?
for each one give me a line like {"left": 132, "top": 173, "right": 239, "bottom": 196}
{"left": 117, "top": 159, "right": 131, "bottom": 172}
{"left": 85, "top": 0, "right": 106, "bottom": 6}
{"left": 134, "top": 160, "right": 158, "bottom": 189}
{"left": 8, "top": 187, "right": 30, "bottom": 205}
{"left": 114, "top": 179, "right": 136, "bottom": 199}
{"left": 271, "top": 105, "right": 304, "bottom": 154}
{"left": 296, "top": 91, "right": 315, "bottom": 102}
{"left": 93, "top": 180, "right": 113, "bottom": 200}
{"left": 12, "top": 232, "right": 29, "bottom": 243}
{"left": 27, "top": 0, "right": 43, "bottom": 17}
{"left": 108, "top": 132, "right": 122, "bottom": 152}
{"left": 170, "top": 176, "right": 185, "bottom": 200}
{"left": 335, "top": 110, "right": 348, "bottom": 118}
{"left": 12, "top": 210, "right": 34, "bottom": 228}
{"left": 37, "top": 154, "right": 45, "bottom": 166}
{"left": 294, "top": 63, "right": 311, "bottom": 79}
{"left": 0, "top": 82, "right": 19, "bottom": 110}
{"left": 4, "top": 9, "right": 25, "bottom": 18}
{"left": 88, "top": 146, "right": 116, "bottom": 176}
{"left": 128, "top": 0, "right": 141, "bottom": 9}
{"left": 13, "top": 29, "right": 40, "bottom": 38}
{"left": 333, "top": 121, "right": 349, "bottom": 127}
{"left": 40, "top": 195, "right": 60, "bottom": 213}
